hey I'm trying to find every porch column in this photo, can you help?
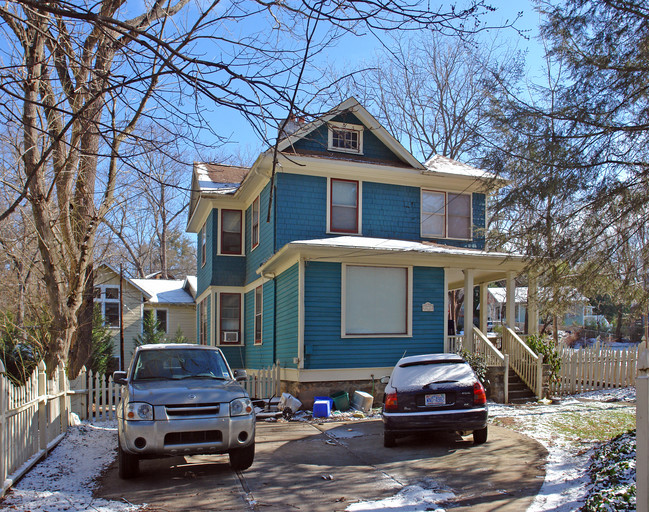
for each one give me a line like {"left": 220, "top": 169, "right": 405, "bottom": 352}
{"left": 463, "top": 269, "right": 474, "bottom": 350}
{"left": 479, "top": 283, "right": 489, "bottom": 333}
{"left": 528, "top": 273, "right": 539, "bottom": 336}
{"left": 506, "top": 271, "right": 516, "bottom": 330}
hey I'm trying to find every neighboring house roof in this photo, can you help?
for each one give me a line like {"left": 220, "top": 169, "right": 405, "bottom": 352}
{"left": 130, "top": 278, "right": 196, "bottom": 305}
{"left": 423, "top": 155, "right": 499, "bottom": 182}
{"left": 488, "top": 287, "right": 588, "bottom": 305}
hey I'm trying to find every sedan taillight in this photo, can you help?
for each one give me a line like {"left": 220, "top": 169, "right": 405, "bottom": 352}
{"left": 384, "top": 393, "right": 398, "bottom": 411}
{"left": 473, "top": 381, "right": 487, "bottom": 405}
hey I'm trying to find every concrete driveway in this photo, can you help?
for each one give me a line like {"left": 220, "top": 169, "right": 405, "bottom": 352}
{"left": 96, "top": 420, "right": 546, "bottom": 511}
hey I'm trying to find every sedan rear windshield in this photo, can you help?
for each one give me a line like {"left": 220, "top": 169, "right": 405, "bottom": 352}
{"left": 133, "top": 349, "right": 232, "bottom": 381}
{"left": 391, "top": 362, "right": 474, "bottom": 388}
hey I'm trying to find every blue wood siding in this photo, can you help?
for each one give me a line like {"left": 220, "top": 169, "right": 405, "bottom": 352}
{"left": 244, "top": 282, "right": 275, "bottom": 369}
{"left": 290, "top": 112, "right": 404, "bottom": 165}
{"left": 362, "top": 181, "right": 420, "bottom": 239}
{"left": 245, "top": 183, "right": 275, "bottom": 284}
{"left": 275, "top": 263, "right": 299, "bottom": 369}
{"left": 303, "top": 262, "right": 445, "bottom": 369}
{"left": 275, "top": 173, "right": 327, "bottom": 249}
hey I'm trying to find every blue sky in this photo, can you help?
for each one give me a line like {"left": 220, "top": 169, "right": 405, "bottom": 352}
{"left": 197, "top": 0, "right": 546, "bottom": 162}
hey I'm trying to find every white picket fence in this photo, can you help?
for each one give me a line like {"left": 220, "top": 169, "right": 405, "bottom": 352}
{"left": 0, "top": 361, "right": 70, "bottom": 498}
{"left": 1, "top": 359, "right": 280, "bottom": 498}
{"left": 551, "top": 343, "right": 641, "bottom": 395}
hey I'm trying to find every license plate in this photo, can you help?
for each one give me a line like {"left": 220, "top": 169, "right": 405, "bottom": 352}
{"left": 425, "top": 393, "right": 445, "bottom": 406}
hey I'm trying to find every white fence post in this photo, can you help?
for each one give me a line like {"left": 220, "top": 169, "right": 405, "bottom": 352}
{"left": 637, "top": 349, "right": 649, "bottom": 512}
{"left": 0, "top": 360, "right": 6, "bottom": 493}
{"left": 37, "top": 362, "right": 47, "bottom": 454}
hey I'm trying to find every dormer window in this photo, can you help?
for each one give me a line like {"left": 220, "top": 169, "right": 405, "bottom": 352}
{"left": 328, "top": 121, "right": 363, "bottom": 154}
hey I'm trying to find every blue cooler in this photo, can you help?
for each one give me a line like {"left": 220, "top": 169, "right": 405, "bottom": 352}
{"left": 313, "top": 399, "right": 332, "bottom": 418}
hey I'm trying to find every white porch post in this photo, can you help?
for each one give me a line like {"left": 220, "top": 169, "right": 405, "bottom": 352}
{"left": 506, "top": 272, "right": 516, "bottom": 330}
{"left": 528, "top": 273, "right": 539, "bottom": 336}
{"left": 464, "top": 269, "right": 474, "bottom": 351}
{"left": 479, "top": 283, "right": 489, "bottom": 333}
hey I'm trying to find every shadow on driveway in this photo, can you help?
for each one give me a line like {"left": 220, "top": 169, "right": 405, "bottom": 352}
{"left": 96, "top": 420, "right": 546, "bottom": 512}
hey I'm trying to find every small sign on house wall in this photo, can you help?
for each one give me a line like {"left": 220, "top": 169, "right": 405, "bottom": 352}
{"left": 421, "top": 302, "right": 435, "bottom": 312}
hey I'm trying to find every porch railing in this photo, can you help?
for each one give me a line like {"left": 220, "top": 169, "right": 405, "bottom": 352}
{"left": 502, "top": 327, "right": 544, "bottom": 399}
{"left": 473, "top": 327, "right": 509, "bottom": 403}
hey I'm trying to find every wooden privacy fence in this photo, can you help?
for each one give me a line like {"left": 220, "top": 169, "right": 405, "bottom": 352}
{"left": 1, "top": 361, "right": 70, "bottom": 498}
{"left": 551, "top": 343, "right": 641, "bottom": 395}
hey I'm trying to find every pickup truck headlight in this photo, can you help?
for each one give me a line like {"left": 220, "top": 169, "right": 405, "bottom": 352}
{"left": 125, "top": 402, "right": 154, "bottom": 421}
{"left": 230, "top": 397, "right": 253, "bottom": 417}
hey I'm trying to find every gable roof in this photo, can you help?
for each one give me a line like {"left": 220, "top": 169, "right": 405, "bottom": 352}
{"left": 277, "top": 97, "right": 426, "bottom": 170}
{"left": 130, "top": 278, "right": 196, "bottom": 305}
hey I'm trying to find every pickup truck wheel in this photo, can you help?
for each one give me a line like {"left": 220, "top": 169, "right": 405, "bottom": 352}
{"left": 473, "top": 426, "right": 488, "bottom": 445}
{"left": 229, "top": 442, "right": 255, "bottom": 471}
{"left": 118, "top": 443, "right": 140, "bottom": 479}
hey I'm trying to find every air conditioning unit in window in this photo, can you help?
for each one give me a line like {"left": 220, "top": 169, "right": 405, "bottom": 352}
{"left": 222, "top": 331, "right": 239, "bottom": 343}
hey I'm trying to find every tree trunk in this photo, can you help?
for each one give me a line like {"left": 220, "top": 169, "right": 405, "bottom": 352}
{"left": 68, "top": 264, "right": 94, "bottom": 378}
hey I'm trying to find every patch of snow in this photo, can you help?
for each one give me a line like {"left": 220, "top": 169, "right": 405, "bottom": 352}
{"left": 345, "top": 483, "right": 454, "bottom": 512}
{"left": 0, "top": 421, "right": 140, "bottom": 512}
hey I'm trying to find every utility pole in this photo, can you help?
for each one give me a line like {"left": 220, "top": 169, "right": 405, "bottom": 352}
{"left": 119, "top": 264, "right": 125, "bottom": 370}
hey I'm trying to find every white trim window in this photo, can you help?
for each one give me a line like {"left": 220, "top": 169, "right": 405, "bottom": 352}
{"left": 200, "top": 223, "right": 207, "bottom": 267}
{"left": 251, "top": 196, "right": 260, "bottom": 250}
{"left": 199, "top": 299, "right": 208, "bottom": 345}
{"left": 342, "top": 265, "right": 411, "bottom": 337}
{"left": 254, "top": 285, "right": 263, "bottom": 344}
{"left": 421, "top": 190, "right": 472, "bottom": 240}
{"left": 329, "top": 178, "right": 360, "bottom": 234}
{"left": 143, "top": 309, "right": 168, "bottom": 333}
{"left": 220, "top": 209, "right": 243, "bottom": 255}
{"left": 220, "top": 293, "right": 242, "bottom": 345}
{"left": 328, "top": 121, "right": 364, "bottom": 154}
{"left": 93, "top": 285, "right": 120, "bottom": 328}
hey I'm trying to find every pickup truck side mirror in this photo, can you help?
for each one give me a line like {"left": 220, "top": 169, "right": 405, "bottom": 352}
{"left": 113, "top": 371, "right": 128, "bottom": 385}
{"left": 233, "top": 369, "right": 248, "bottom": 382}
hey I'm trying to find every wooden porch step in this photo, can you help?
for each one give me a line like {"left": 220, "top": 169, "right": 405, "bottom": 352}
{"left": 507, "top": 372, "right": 537, "bottom": 404}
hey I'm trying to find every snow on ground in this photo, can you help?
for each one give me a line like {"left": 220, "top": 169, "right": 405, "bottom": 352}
{"left": 0, "top": 420, "right": 138, "bottom": 512}
{"left": 0, "top": 388, "right": 637, "bottom": 512}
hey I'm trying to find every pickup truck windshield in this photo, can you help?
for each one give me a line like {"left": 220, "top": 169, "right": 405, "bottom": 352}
{"left": 133, "top": 349, "right": 232, "bottom": 381}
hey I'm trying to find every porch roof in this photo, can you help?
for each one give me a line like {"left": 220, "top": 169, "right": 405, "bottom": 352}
{"left": 258, "top": 236, "right": 527, "bottom": 288}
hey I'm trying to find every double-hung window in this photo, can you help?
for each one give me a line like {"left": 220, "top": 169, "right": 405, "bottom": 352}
{"left": 251, "top": 197, "right": 260, "bottom": 249}
{"left": 221, "top": 209, "right": 242, "bottom": 255}
{"left": 199, "top": 299, "right": 208, "bottom": 345}
{"left": 144, "top": 309, "right": 168, "bottom": 333}
{"left": 343, "top": 265, "right": 410, "bottom": 337}
{"left": 421, "top": 190, "right": 472, "bottom": 240}
{"left": 220, "top": 293, "right": 241, "bottom": 344}
{"left": 93, "top": 286, "right": 120, "bottom": 327}
{"left": 330, "top": 179, "right": 359, "bottom": 233}
{"left": 254, "top": 286, "right": 263, "bottom": 344}
{"left": 200, "top": 223, "right": 207, "bottom": 267}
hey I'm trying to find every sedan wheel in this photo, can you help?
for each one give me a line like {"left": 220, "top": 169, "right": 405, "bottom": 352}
{"left": 383, "top": 431, "right": 396, "bottom": 448}
{"left": 118, "top": 442, "right": 139, "bottom": 479}
{"left": 473, "top": 426, "right": 488, "bottom": 445}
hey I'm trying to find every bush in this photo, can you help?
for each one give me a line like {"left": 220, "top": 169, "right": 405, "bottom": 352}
{"left": 458, "top": 348, "right": 487, "bottom": 385}
{"left": 525, "top": 333, "right": 561, "bottom": 383}
{"left": 134, "top": 311, "right": 166, "bottom": 346}
{"left": 0, "top": 313, "right": 45, "bottom": 384}
{"left": 169, "top": 326, "right": 188, "bottom": 344}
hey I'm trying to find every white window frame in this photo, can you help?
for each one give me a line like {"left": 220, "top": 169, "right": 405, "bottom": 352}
{"left": 327, "top": 177, "right": 362, "bottom": 235}
{"left": 94, "top": 285, "right": 120, "bottom": 328}
{"left": 254, "top": 285, "right": 263, "bottom": 345}
{"left": 218, "top": 291, "right": 243, "bottom": 345}
{"left": 219, "top": 209, "right": 244, "bottom": 256}
{"left": 200, "top": 223, "right": 207, "bottom": 267}
{"left": 155, "top": 308, "right": 169, "bottom": 334}
{"left": 251, "top": 196, "right": 260, "bottom": 250}
{"left": 421, "top": 189, "right": 473, "bottom": 241}
{"left": 199, "top": 298, "right": 208, "bottom": 345}
{"left": 341, "top": 264, "right": 413, "bottom": 338}
{"left": 327, "top": 121, "right": 364, "bottom": 154}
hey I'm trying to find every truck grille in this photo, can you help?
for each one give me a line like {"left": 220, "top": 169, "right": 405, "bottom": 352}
{"left": 165, "top": 403, "right": 220, "bottom": 417}
{"left": 164, "top": 430, "right": 222, "bottom": 446}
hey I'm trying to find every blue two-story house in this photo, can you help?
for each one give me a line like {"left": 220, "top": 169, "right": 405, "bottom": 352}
{"left": 187, "top": 97, "right": 531, "bottom": 402}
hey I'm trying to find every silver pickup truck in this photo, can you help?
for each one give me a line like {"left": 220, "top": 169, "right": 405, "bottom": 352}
{"left": 113, "top": 344, "right": 255, "bottom": 478}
